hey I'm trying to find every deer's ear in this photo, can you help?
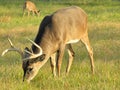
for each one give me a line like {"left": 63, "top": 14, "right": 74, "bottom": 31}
{"left": 38, "top": 10, "right": 40, "bottom": 13}
{"left": 29, "top": 54, "right": 46, "bottom": 64}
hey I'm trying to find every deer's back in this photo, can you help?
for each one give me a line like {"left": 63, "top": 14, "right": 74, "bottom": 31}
{"left": 25, "top": 1, "right": 37, "bottom": 11}
{"left": 51, "top": 6, "right": 87, "bottom": 40}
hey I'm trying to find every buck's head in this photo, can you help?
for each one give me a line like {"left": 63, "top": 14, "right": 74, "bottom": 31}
{"left": 22, "top": 47, "right": 46, "bottom": 82}
{"left": 1, "top": 38, "right": 45, "bottom": 83}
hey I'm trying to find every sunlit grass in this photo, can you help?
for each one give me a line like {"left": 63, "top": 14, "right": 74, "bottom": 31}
{"left": 0, "top": 59, "right": 120, "bottom": 90}
{"left": 0, "top": 23, "right": 120, "bottom": 89}
{"left": 0, "top": 0, "right": 120, "bottom": 90}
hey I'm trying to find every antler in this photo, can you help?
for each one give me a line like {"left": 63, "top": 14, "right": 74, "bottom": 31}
{"left": 23, "top": 38, "right": 43, "bottom": 60}
{"left": 2, "top": 38, "right": 43, "bottom": 61}
{"left": 1, "top": 38, "right": 23, "bottom": 57}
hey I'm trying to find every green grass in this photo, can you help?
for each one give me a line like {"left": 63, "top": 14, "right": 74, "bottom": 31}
{"left": 0, "top": 0, "right": 120, "bottom": 90}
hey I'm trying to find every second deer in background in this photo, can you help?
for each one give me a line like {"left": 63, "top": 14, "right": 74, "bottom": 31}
{"left": 23, "top": 1, "right": 40, "bottom": 16}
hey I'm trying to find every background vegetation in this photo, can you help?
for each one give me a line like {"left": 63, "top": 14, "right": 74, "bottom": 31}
{"left": 0, "top": 0, "right": 120, "bottom": 90}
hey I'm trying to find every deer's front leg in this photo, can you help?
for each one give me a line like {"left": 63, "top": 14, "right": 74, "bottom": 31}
{"left": 56, "top": 44, "right": 65, "bottom": 76}
{"left": 50, "top": 53, "right": 56, "bottom": 77}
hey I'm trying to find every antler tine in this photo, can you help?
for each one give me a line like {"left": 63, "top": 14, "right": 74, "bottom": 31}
{"left": 1, "top": 38, "right": 23, "bottom": 57}
{"left": 1, "top": 49, "right": 9, "bottom": 56}
{"left": 24, "top": 50, "right": 34, "bottom": 55}
{"left": 27, "top": 38, "right": 42, "bottom": 54}
{"left": 8, "top": 38, "right": 14, "bottom": 47}
{"left": 1, "top": 48, "right": 20, "bottom": 56}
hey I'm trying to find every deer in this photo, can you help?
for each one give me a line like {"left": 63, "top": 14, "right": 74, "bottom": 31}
{"left": 2, "top": 6, "right": 94, "bottom": 83}
{"left": 23, "top": 1, "right": 40, "bottom": 16}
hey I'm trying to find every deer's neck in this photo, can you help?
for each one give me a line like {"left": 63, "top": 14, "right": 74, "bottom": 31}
{"left": 33, "top": 30, "right": 59, "bottom": 55}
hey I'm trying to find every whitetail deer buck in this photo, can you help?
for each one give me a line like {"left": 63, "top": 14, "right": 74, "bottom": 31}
{"left": 2, "top": 6, "right": 94, "bottom": 82}
{"left": 23, "top": 1, "right": 40, "bottom": 16}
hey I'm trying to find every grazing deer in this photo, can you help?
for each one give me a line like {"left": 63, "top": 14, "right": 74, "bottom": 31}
{"left": 23, "top": 1, "right": 40, "bottom": 16}
{"left": 2, "top": 6, "right": 94, "bottom": 82}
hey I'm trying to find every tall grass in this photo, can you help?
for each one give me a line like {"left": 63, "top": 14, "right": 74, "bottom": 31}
{"left": 0, "top": 0, "right": 120, "bottom": 90}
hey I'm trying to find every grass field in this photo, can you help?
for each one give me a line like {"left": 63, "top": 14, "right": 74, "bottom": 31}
{"left": 0, "top": 0, "right": 120, "bottom": 90}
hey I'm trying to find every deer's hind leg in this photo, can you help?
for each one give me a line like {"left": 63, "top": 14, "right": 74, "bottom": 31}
{"left": 66, "top": 44, "right": 75, "bottom": 75}
{"left": 81, "top": 33, "right": 94, "bottom": 74}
